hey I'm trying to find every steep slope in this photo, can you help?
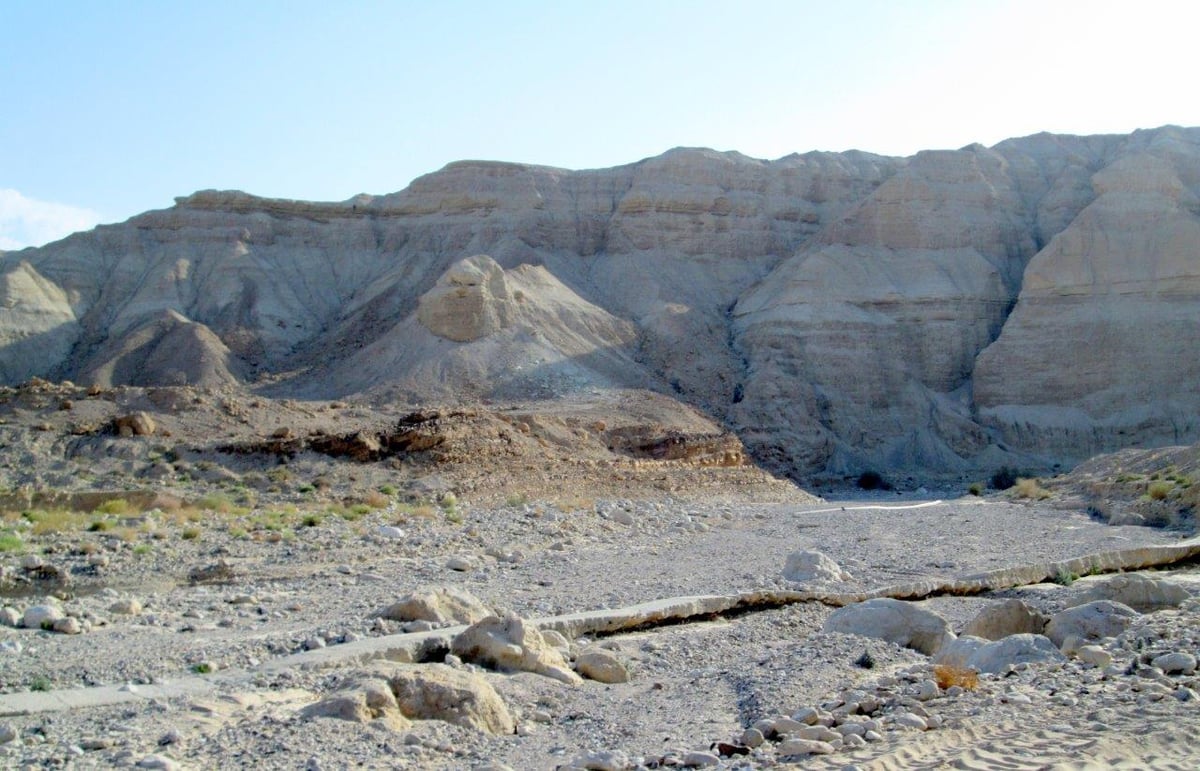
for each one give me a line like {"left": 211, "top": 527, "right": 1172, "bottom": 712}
{"left": 1, "top": 127, "right": 1198, "bottom": 480}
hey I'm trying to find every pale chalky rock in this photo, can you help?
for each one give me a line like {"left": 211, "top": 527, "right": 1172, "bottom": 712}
{"left": 300, "top": 675, "right": 411, "bottom": 731}
{"left": 777, "top": 738, "right": 836, "bottom": 755}
{"left": 963, "top": 599, "right": 1047, "bottom": 640}
{"left": 783, "top": 550, "right": 852, "bottom": 583}
{"left": 681, "top": 751, "right": 720, "bottom": 767}
{"left": 386, "top": 663, "right": 514, "bottom": 735}
{"left": 1152, "top": 652, "right": 1197, "bottom": 676}
{"left": 1045, "top": 601, "right": 1139, "bottom": 647}
{"left": 824, "top": 598, "right": 954, "bottom": 655}
{"left": 570, "top": 749, "right": 630, "bottom": 771}
{"left": 963, "top": 633, "right": 1065, "bottom": 674}
{"left": 452, "top": 612, "right": 582, "bottom": 684}
{"left": 109, "top": 598, "right": 143, "bottom": 615}
{"left": 575, "top": 647, "right": 630, "bottom": 683}
{"left": 378, "top": 586, "right": 491, "bottom": 626}
{"left": 1074, "top": 573, "right": 1191, "bottom": 612}
{"left": 114, "top": 411, "right": 156, "bottom": 437}
{"left": 52, "top": 617, "right": 82, "bottom": 635}
{"left": 1074, "top": 644, "right": 1113, "bottom": 668}
{"left": 22, "top": 604, "right": 64, "bottom": 630}
{"left": 0, "top": 607, "right": 19, "bottom": 627}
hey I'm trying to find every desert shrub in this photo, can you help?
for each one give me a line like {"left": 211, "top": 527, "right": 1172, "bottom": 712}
{"left": 29, "top": 675, "right": 51, "bottom": 692}
{"left": 1013, "top": 478, "right": 1050, "bottom": 500}
{"left": 854, "top": 649, "right": 876, "bottom": 669}
{"left": 362, "top": 491, "right": 390, "bottom": 509}
{"left": 933, "top": 664, "right": 978, "bottom": 690}
{"left": 300, "top": 513, "right": 323, "bottom": 528}
{"left": 0, "top": 532, "right": 24, "bottom": 552}
{"left": 181, "top": 527, "right": 201, "bottom": 540}
{"left": 94, "top": 498, "right": 132, "bottom": 515}
{"left": 968, "top": 482, "right": 983, "bottom": 496}
{"left": 856, "top": 470, "right": 891, "bottom": 491}
{"left": 990, "top": 466, "right": 1019, "bottom": 490}
{"left": 378, "top": 484, "right": 397, "bottom": 496}
{"left": 196, "top": 494, "right": 234, "bottom": 513}
{"left": 506, "top": 493, "right": 529, "bottom": 507}
{"left": 1052, "top": 568, "right": 1077, "bottom": 586}
{"left": 1147, "top": 480, "right": 1174, "bottom": 500}
{"left": 87, "top": 519, "right": 113, "bottom": 532}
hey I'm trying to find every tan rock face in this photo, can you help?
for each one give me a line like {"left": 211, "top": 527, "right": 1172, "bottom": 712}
{"left": 2, "top": 126, "right": 1199, "bottom": 477}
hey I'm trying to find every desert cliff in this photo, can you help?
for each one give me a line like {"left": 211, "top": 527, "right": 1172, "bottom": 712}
{"left": 3, "top": 126, "right": 1198, "bottom": 480}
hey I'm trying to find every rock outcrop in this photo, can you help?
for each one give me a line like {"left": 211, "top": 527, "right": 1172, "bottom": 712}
{"left": 3, "top": 127, "right": 1199, "bottom": 478}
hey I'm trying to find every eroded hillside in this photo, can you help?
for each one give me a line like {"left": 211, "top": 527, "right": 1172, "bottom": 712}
{"left": 3, "top": 126, "right": 1199, "bottom": 480}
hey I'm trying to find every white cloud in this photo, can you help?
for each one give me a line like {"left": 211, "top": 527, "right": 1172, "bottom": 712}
{"left": 0, "top": 189, "right": 101, "bottom": 251}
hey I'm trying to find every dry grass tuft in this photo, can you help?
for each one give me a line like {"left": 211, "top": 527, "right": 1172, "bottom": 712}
{"left": 933, "top": 663, "right": 979, "bottom": 690}
{"left": 1013, "top": 477, "right": 1051, "bottom": 500}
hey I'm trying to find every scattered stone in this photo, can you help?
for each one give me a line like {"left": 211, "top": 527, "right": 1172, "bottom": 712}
{"left": 114, "top": 412, "right": 156, "bottom": 437}
{"left": 571, "top": 750, "right": 631, "bottom": 771}
{"left": 940, "top": 633, "right": 1066, "bottom": 674}
{"left": 1152, "top": 652, "right": 1197, "bottom": 675}
{"left": 110, "top": 598, "right": 143, "bottom": 615}
{"left": 446, "top": 556, "right": 475, "bottom": 572}
{"left": 387, "top": 663, "right": 515, "bottom": 735}
{"left": 303, "top": 636, "right": 326, "bottom": 651}
{"left": 963, "top": 599, "right": 1047, "bottom": 640}
{"left": 782, "top": 550, "right": 852, "bottom": 583}
{"left": 22, "top": 604, "right": 64, "bottom": 630}
{"left": 1075, "top": 573, "right": 1191, "bottom": 612}
{"left": 187, "top": 560, "right": 237, "bottom": 585}
{"left": 893, "top": 712, "right": 928, "bottom": 730}
{"left": 777, "top": 738, "right": 836, "bottom": 755}
{"left": 575, "top": 646, "right": 630, "bottom": 683}
{"left": 0, "top": 607, "right": 19, "bottom": 627}
{"left": 377, "top": 525, "right": 406, "bottom": 539}
{"left": 824, "top": 598, "right": 954, "bottom": 655}
{"left": 301, "top": 674, "right": 410, "bottom": 731}
{"left": 451, "top": 612, "right": 582, "bottom": 684}
{"left": 136, "top": 754, "right": 179, "bottom": 770}
{"left": 1074, "top": 644, "right": 1113, "bottom": 668}
{"left": 1045, "top": 601, "right": 1139, "bottom": 647}
{"left": 378, "top": 586, "right": 492, "bottom": 626}
{"left": 0, "top": 723, "right": 16, "bottom": 744}
{"left": 740, "top": 727, "right": 765, "bottom": 748}
{"left": 52, "top": 617, "right": 83, "bottom": 635}
{"left": 681, "top": 750, "right": 720, "bottom": 767}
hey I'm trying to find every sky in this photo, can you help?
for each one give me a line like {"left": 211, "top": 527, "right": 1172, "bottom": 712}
{"left": 2, "top": 0, "right": 1199, "bottom": 249}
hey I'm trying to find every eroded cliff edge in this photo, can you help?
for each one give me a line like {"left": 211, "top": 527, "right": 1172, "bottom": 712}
{"left": 2, "top": 126, "right": 1198, "bottom": 480}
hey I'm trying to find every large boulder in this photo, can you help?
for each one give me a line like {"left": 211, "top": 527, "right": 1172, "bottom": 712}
{"left": 782, "top": 550, "right": 852, "bottom": 583}
{"left": 386, "top": 664, "right": 514, "bottom": 735}
{"left": 965, "top": 634, "right": 1065, "bottom": 674}
{"left": 823, "top": 598, "right": 954, "bottom": 655}
{"left": 300, "top": 673, "right": 411, "bottom": 731}
{"left": 575, "top": 646, "right": 631, "bottom": 684}
{"left": 1073, "top": 573, "right": 1190, "bottom": 612}
{"left": 963, "top": 599, "right": 1047, "bottom": 640}
{"left": 1045, "top": 600, "right": 1139, "bottom": 647}
{"left": 377, "top": 586, "right": 492, "bottom": 626}
{"left": 451, "top": 612, "right": 582, "bottom": 684}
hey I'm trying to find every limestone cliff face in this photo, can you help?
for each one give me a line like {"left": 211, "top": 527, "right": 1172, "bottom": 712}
{"left": 2, "top": 126, "right": 1198, "bottom": 478}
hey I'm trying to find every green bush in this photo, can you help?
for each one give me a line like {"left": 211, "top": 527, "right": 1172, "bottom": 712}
{"left": 968, "top": 482, "right": 983, "bottom": 496}
{"left": 1147, "top": 480, "right": 1174, "bottom": 500}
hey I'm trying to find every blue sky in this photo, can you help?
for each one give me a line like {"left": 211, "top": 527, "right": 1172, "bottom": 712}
{"left": 3, "top": 0, "right": 1198, "bottom": 248}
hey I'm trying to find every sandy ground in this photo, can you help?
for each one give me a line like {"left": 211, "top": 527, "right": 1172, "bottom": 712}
{"left": 2, "top": 489, "right": 1198, "bottom": 770}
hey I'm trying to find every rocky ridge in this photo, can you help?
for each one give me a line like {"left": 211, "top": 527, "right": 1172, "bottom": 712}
{"left": 3, "top": 127, "right": 1199, "bottom": 479}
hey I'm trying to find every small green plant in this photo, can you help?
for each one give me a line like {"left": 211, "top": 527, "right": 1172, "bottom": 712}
{"left": 228, "top": 526, "right": 248, "bottom": 539}
{"left": 968, "top": 482, "right": 983, "bottom": 496}
{"left": 1147, "top": 480, "right": 1173, "bottom": 501}
{"left": 990, "top": 466, "right": 1019, "bottom": 491}
{"left": 1052, "top": 568, "right": 1078, "bottom": 586}
{"left": 29, "top": 675, "right": 51, "bottom": 692}
{"left": 87, "top": 519, "right": 113, "bottom": 532}
{"left": 94, "top": 498, "right": 132, "bottom": 515}
{"left": 0, "top": 532, "right": 24, "bottom": 552}
{"left": 300, "top": 513, "right": 323, "bottom": 528}
{"left": 506, "top": 492, "right": 529, "bottom": 507}
{"left": 191, "top": 662, "right": 214, "bottom": 675}
{"left": 297, "top": 484, "right": 315, "bottom": 495}
{"left": 133, "top": 543, "right": 153, "bottom": 556}
{"left": 856, "top": 470, "right": 891, "bottom": 491}
{"left": 196, "top": 494, "right": 234, "bottom": 513}
{"left": 854, "top": 649, "right": 876, "bottom": 669}
{"left": 378, "top": 484, "right": 397, "bottom": 496}
{"left": 181, "top": 527, "right": 201, "bottom": 540}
